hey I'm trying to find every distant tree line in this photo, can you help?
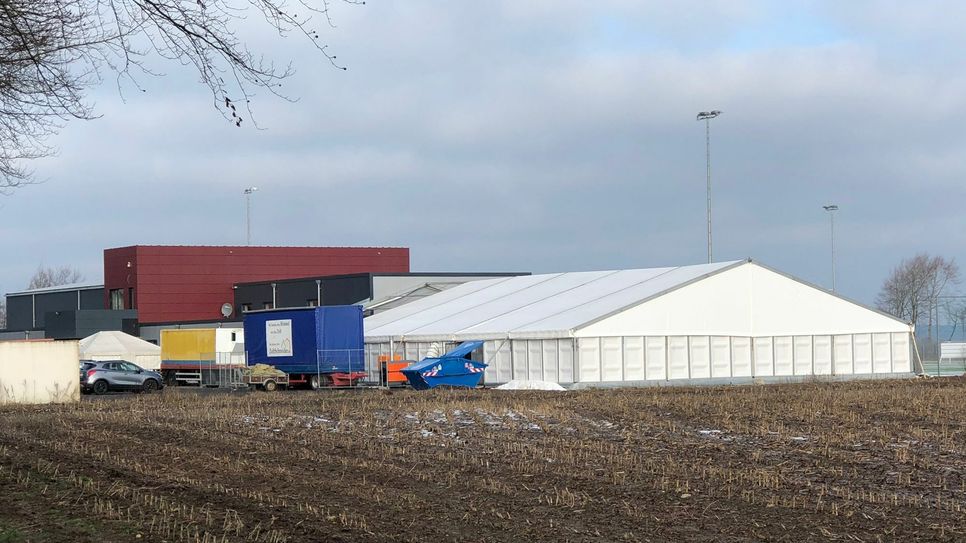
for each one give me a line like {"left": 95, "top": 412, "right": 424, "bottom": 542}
{"left": 876, "top": 254, "right": 962, "bottom": 357}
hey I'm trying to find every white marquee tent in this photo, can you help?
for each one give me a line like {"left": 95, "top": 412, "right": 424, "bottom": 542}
{"left": 79, "top": 331, "right": 162, "bottom": 370}
{"left": 364, "top": 260, "right": 915, "bottom": 387}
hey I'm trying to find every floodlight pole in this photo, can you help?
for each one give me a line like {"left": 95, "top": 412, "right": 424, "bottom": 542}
{"left": 244, "top": 187, "right": 258, "bottom": 245}
{"left": 823, "top": 204, "right": 839, "bottom": 291}
{"left": 697, "top": 110, "right": 722, "bottom": 263}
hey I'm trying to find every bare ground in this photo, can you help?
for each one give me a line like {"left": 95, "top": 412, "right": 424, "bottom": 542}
{"left": 0, "top": 378, "right": 965, "bottom": 542}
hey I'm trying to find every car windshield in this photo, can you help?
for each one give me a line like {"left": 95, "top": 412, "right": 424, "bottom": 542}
{"left": 80, "top": 362, "right": 95, "bottom": 371}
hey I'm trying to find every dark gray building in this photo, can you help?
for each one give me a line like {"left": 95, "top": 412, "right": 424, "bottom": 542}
{"left": 44, "top": 309, "right": 138, "bottom": 339}
{"left": 4, "top": 283, "right": 105, "bottom": 331}
{"left": 233, "top": 272, "right": 529, "bottom": 316}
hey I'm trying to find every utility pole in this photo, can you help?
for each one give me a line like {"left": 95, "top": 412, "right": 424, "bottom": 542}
{"left": 696, "top": 110, "right": 722, "bottom": 263}
{"left": 244, "top": 186, "right": 258, "bottom": 245}
{"left": 823, "top": 204, "right": 838, "bottom": 291}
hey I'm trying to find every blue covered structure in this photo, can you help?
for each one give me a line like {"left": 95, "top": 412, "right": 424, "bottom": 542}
{"left": 244, "top": 306, "right": 364, "bottom": 375}
{"left": 401, "top": 341, "right": 487, "bottom": 390}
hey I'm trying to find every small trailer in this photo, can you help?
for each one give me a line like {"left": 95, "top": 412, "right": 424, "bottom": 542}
{"left": 242, "top": 372, "right": 289, "bottom": 392}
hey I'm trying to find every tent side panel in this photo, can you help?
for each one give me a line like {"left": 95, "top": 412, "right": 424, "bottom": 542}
{"left": 833, "top": 335, "right": 853, "bottom": 374}
{"left": 892, "top": 333, "right": 910, "bottom": 373}
{"left": 645, "top": 337, "right": 667, "bottom": 380}
{"left": 711, "top": 336, "right": 731, "bottom": 378}
{"left": 731, "top": 337, "right": 752, "bottom": 377}
{"left": 558, "top": 339, "right": 575, "bottom": 383}
{"left": 668, "top": 337, "right": 689, "bottom": 379}
{"left": 813, "top": 335, "right": 832, "bottom": 375}
{"left": 793, "top": 336, "right": 813, "bottom": 375}
{"left": 853, "top": 334, "right": 873, "bottom": 373}
{"left": 754, "top": 337, "right": 774, "bottom": 376}
{"left": 774, "top": 336, "right": 794, "bottom": 376}
{"left": 601, "top": 337, "right": 623, "bottom": 381}
{"left": 542, "top": 340, "right": 559, "bottom": 382}
{"left": 528, "top": 340, "right": 544, "bottom": 381}
{"left": 689, "top": 336, "right": 711, "bottom": 379}
{"left": 577, "top": 338, "right": 601, "bottom": 382}
{"left": 873, "top": 333, "right": 892, "bottom": 373}
{"left": 512, "top": 341, "right": 529, "bottom": 381}
{"left": 623, "top": 337, "right": 645, "bottom": 381}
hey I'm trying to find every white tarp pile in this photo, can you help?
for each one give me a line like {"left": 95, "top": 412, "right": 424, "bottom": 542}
{"left": 495, "top": 380, "right": 567, "bottom": 391}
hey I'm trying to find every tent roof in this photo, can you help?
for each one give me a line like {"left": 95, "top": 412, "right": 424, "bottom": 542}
{"left": 364, "top": 261, "right": 744, "bottom": 341}
{"left": 79, "top": 331, "right": 160, "bottom": 357}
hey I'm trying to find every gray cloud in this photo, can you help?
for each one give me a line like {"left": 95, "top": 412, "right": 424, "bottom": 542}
{"left": 2, "top": 1, "right": 965, "bottom": 306}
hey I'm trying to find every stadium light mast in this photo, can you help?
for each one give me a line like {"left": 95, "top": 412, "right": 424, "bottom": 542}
{"left": 244, "top": 186, "right": 258, "bottom": 246}
{"left": 696, "top": 110, "right": 722, "bottom": 263}
{"left": 823, "top": 204, "right": 839, "bottom": 291}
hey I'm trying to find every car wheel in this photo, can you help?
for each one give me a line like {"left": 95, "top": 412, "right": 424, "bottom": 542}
{"left": 308, "top": 374, "right": 321, "bottom": 390}
{"left": 263, "top": 380, "right": 277, "bottom": 392}
{"left": 142, "top": 379, "right": 159, "bottom": 393}
{"left": 92, "top": 380, "right": 109, "bottom": 395}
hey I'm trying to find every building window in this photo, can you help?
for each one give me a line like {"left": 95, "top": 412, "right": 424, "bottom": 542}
{"left": 241, "top": 303, "right": 252, "bottom": 313}
{"left": 128, "top": 288, "right": 135, "bottom": 309}
{"left": 109, "top": 289, "right": 125, "bottom": 310}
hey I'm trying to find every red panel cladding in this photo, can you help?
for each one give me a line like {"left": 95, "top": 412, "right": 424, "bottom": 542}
{"left": 103, "top": 246, "right": 409, "bottom": 324}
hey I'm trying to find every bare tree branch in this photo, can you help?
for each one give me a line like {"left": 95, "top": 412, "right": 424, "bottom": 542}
{"left": 0, "top": 0, "right": 360, "bottom": 189}
{"left": 26, "top": 264, "right": 85, "bottom": 289}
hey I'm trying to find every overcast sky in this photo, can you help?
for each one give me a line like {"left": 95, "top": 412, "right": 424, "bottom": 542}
{"left": 2, "top": 1, "right": 964, "bottom": 304}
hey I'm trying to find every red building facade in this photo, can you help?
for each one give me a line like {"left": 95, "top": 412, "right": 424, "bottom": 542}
{"left": 104, "top": 246, "right": 410, "bottom": 324}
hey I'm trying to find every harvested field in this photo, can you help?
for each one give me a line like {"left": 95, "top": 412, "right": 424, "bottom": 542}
{"left": 1, "top": 379, "right": 966, "bottom": 542}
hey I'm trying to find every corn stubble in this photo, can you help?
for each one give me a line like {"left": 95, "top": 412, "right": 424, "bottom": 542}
{"left": 0, "top": 378, "right": 964, "bottom": 541}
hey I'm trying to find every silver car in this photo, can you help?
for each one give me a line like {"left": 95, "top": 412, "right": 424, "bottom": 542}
{"left": 80, "top": 360, "right": 164, "bottom": 395}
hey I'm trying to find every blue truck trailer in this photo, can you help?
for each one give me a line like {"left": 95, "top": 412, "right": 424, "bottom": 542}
{"left": 243, "top": 305, "right": 366, "bottom": 389}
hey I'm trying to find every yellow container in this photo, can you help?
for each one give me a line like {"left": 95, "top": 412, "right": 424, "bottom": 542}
{"left": 160, "top": 329, "right": 216, "bottom": 362}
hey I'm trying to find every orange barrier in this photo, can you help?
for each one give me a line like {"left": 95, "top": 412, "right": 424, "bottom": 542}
{"left": 378, "top": 355, "right": 410, "bottom": 384}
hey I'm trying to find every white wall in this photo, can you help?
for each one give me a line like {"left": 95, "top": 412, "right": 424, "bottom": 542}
{"left": 0, "top": 341, "right": 79, "bottom": 404}
{"left": 366, "top": 331, "right": 912, "bottom": 385}
{"left": 573, "top": 332, "right": 911, "bottom": 383}
{"left": 576, "top": 263, "right": 909, "bottom": 338}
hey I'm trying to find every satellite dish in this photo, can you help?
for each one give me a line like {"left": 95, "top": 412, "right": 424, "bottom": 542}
{"left": 220, "top": 303, "right": 234, "bottom": 318}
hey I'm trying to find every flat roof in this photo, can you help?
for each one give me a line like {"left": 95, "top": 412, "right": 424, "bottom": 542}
{"left": 7, "top": 283, "right": 104, "bottom": 297}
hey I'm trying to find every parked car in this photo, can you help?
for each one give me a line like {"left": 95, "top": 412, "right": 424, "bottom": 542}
{"left": 80, "top": 360, "right": 164, "bottom": 395}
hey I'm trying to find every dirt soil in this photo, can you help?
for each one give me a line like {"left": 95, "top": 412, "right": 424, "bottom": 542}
{"left": 0, "top": 378, "right": 965, "bottom": 542}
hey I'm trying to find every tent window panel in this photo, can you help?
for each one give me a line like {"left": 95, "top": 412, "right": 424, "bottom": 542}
{"left": 853, "top": 334, "right": 873, "bottom": 374}
{"left": 873, "top": 333, "right": 892, "bottom": 373}
{"left": 833, "top": 335, "right": 853, "bottom": 375}
{"left": 512, "top": 341, "right": 529, "bottom": 381}
{"left": 558, "top": 339, "right": 575, "bottom": 383}
{"left": 483, "top": 341, "right": 500, "bottom": 382}
{"left": 793, "top": 336, "right": 813, "bottom": 376}
{"left": 753, "top": 337, "right": 774, "bottom": 376}
{"left": 731, "top": 337, "right": 752, "bottom": 377}
{"left": 774, "top": 336, "right": 794, "bottom": 376}
{"left": 497, "top": 341, "right": 513, "bottom": 383}
{"left": 601, "top": 337, "right": 623, "bottom": 381}
{"left": 667, "top": 337, "right": 689, "bottom": 379}
{"left": 813, "top": 335, "right": 832, "bottom": 375}
{"left": 542, "top": 340, "right": 559, "bottom": 382}
{"left": 527, "top": 340, "right": 544, "bottom": 381}
{"left": 891, "top": 333, "right": 910, "bottom": 373}
{"left": 577, "top": 338, "right": 601, "bottom": 382}
{"left": 711, "top": 336, "right": 731, "bottom": 378}
{"left": 689, "top": 336, "right": 711, "bottom": 379}
{"left": 645, "top": 337, "right": 667, "bottom": 380}
{"left": 623, "top": 336, "right": 645, "bottom": 381}
{"left": 404, "top": 343, "right": 418, "bottom": 362}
